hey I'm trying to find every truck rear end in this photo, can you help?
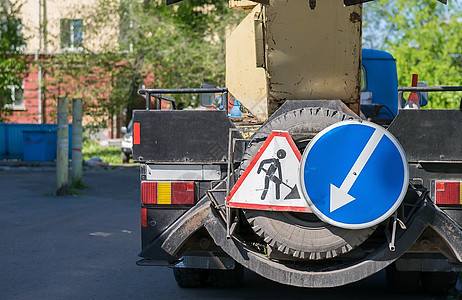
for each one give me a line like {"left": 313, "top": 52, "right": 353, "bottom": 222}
{"left": 134, "top": 0, "right": 462, "bottom": 293}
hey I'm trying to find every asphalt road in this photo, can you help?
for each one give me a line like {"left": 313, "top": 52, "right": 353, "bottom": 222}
{"left": 0, "top": 166, "right": 456, "bottom": 299}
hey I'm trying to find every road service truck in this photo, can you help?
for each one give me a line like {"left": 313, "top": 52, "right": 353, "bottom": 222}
{"left": 134, "top": 0, "right": 462, "bottom": 293}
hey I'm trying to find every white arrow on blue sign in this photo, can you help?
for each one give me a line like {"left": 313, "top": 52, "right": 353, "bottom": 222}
{"left": 298, "top": 120, "right": 409, "bottom": 229}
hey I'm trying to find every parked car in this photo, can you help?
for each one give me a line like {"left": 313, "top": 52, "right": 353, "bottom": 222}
{"left": 121, "top": 120, "right": 133, "bottom": 163}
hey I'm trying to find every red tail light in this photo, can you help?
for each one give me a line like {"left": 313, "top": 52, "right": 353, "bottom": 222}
{"left": 435, "top": 181, "right": 462, "bottom": 205}
{"left": 133, "top": 122, "right": 140, "bottom": 145}
{"left": 141, "top": 181, "right": 195, "bottom": 205}
{"left": 141, "top": 208, "right": 147, "bottom": 227}
{"left": 142, "top": 182, "right": 158, "bottom": 205}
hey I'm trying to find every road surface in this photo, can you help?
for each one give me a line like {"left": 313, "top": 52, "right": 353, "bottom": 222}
{"left": 0, "top": 166, "right": 455, "bottom": 299}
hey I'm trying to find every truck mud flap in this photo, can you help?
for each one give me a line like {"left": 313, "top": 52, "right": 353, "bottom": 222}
{"left": 142, "top": 197, "right": 462, "bottom": 287}
{"left": 138, "top": 198, "right": 215, "bottom": 264}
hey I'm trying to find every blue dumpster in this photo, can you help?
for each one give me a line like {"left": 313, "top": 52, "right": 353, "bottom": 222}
{"left": 23, "top": 131, "right": 57, "bottom": 161}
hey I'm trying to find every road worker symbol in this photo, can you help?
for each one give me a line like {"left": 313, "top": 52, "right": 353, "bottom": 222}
{"left": 257, "top": 149, "right": 291, "bottom": 200}
{"left": 227, "top": 131, "right": 311, "bottom": 212}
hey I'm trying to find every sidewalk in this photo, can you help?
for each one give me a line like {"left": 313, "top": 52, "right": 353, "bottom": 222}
{"left": 0, "top": 160, "right": 138, "bottom": 172}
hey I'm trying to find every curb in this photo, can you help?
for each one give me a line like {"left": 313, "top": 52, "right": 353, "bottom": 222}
{"left": 0, "top": 161, "right": 139, "bottom": 172}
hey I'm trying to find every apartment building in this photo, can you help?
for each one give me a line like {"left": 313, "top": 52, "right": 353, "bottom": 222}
{"left": 5, "top": 0, "right": 120, "bottom": 127}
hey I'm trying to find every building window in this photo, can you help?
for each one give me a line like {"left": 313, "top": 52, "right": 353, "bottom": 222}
{"left": 60, "top": 19, "right": 83, "bottom": 50}
{"left": 3, "top": 80, "right": 25, "bottom": 110}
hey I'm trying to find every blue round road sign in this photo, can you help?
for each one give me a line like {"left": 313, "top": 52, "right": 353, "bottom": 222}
{"left": 299, "top": 120, "right": 409, "bottom": 229}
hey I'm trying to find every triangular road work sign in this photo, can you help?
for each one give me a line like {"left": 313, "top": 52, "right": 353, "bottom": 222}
{"left": 227, "top": 131, "right": 310, "bottom": 212}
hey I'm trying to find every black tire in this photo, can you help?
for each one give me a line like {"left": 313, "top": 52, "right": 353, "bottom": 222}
{"left": 241, "top": 107, "right": 376, "bottom": 260}
{"left": 209, "top": 264, "right": 244, "bottom": 288}
{"left": 172, "top": 268, "right": 209, "bottom": 288}
{"left": 121, "top": 151, "right": 129, "bottom": 163}
{"left": 421, "top": 272, "right": 458, "bottom": 294}
{"left": 386, "top": 263, "right": 421, "bottom": 293}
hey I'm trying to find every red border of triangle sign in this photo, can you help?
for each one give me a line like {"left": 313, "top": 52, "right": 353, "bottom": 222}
{"left": 226, "top": 130, "right": 311, "bottom": 212}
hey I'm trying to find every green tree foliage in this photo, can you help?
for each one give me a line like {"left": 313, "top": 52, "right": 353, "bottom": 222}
{"left": 0, "top": 0, "right": 28, "bottom": 119}
{"left": 44, "top": 0, "right": 243, "bottom": 131}
{"left": 363, "top": 0, "right": 462, "bottom": 108}
{"left": 113, "top": 0, "right": 243, "bottom": 109}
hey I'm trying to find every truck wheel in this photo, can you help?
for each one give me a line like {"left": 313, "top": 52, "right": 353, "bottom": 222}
{"left": 209, "top": 264, "right": 244, "bottom": 288}
{"left": 241, "top": 107, "right": 376, "bottom": 260}
{"left": 386, "top": 263, "right": 420, "bottom": 293}
{"left": 421, "top": 272, "right": 458, "bottom": 294}
{"left": 172, "top": 268, "right": 209, "bottom": 288}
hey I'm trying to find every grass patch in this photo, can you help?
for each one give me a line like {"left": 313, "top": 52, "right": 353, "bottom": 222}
{"left": 82, "top": 140, "right": 121, "bottom": 165}
{"left": 69, "top": 182, "right": 88, "bottom": 196}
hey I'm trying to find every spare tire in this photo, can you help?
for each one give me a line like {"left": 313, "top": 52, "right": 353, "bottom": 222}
{"left": 241, "top": 107, "right": 376, "bottom": 260}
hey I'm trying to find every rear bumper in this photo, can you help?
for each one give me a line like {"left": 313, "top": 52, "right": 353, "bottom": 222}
{"left": 139, "top": 196, "right": 462, "bottom": 287}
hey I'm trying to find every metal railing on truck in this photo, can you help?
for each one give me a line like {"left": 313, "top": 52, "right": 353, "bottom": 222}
{"left": 398, "top": 86, "right": 462, "bottom": 109}
{"left": 138, "top": 88, "right": 229, "bottom": 111}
